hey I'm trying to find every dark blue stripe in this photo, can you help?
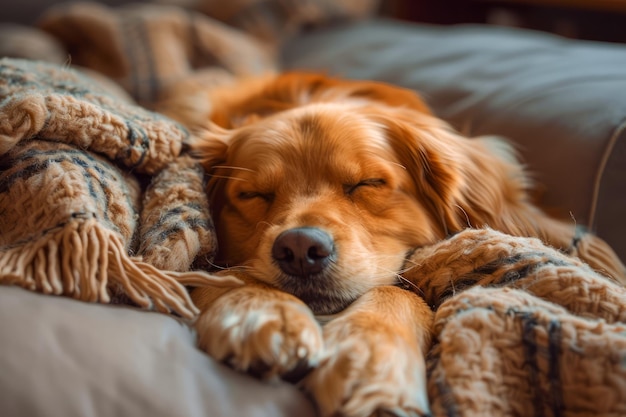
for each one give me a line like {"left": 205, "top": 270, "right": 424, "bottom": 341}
{"left": 119, "top": 121, "right": 149, "bottom": 170}
{"left": 434, "top": 373, "right": 460, "bottom": 417}
{"left": 142, "top": 216, "right": 211, "bottom": 249}
{"left": 71, "top": 156, "right": 114, "bottom": 226}
{"left": 424, "top": 347, "right": 458, "bottom": 417}
{"left": 0, "top": 157, "right": 60, "bottom": 195}
{"left": 547, "top": 320, "right": 563, "bottom": 417}
{"left": 520, "top": 312, "right": 544, "bottom": 417}
{"left": 0, "top": 150, "right": 128, "bottom": 234}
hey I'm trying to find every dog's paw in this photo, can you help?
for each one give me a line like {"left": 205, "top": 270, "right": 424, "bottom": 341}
{"left": 195, "top": 287, "right": 324, "bottom": 381}
{"left": 302, "top": 319, "right": 430, "bottom": 417}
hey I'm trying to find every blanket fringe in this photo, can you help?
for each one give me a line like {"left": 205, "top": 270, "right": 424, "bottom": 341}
{"left": 0, "top": 217, "right": 240, "bottom": 319}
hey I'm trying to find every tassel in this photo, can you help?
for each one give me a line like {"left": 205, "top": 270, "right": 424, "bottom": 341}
{"left": 0, "top": 217, "right": 240, "bottom": 319}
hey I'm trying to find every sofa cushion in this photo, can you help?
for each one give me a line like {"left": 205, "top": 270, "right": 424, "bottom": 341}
{"left": 281, "top": 19, "right": 626, "bottom": 262}
{"left": 0, "top": 286, "right": 315, "bottom": 417}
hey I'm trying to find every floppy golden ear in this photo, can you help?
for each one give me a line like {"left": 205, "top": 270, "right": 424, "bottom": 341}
{"left": 374, "top": 112, "right": 466, "bottom": 236}
{"left": 379, "top": 109, "right": 626, "bottom": 282}
{"left": 374, "top": 108, "right": 552, "bottom": 235}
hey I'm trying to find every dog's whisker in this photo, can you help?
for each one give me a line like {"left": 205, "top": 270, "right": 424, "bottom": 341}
{"left": 205, "top": 260, "right": 254, "bottom": 273}
{"left": 448, "top": 277, "right": 457, "bottom": 296}
{"left": 342, "top": 255, "right": 425, "bottom": 296}
{"left": 396, "top": 276, "right": 425, "bottom": 296}
{"left": 212, "top": 165, "right": 257, "bottom": 173}
{"left": 205, "top": 261, "right": 229, "bottom": 271}
{"left": 396, "top": 265, "right": 418, "bottom": 277}
{"left": 207, "top": 173, "right": 248, "bottom": 182}
{"left": 380, "top": 158, "right": 407, "bottom": 171}
{"left": 455, "top": 204, "right": 473, "bottom": 228}
{"left": 399, "top": 257, "right": 423, "bottom": 271}
{"left": 256, "top": 221, "right": 275, "bottom": 230}
{"left": 362, "top": 257, "right": 426, "bottom": 296}
{"left": 363, "top": 261, "right": 426, "bottom": 297}
{"left": 224, "top": 266, "right": 255, "bottom": 273}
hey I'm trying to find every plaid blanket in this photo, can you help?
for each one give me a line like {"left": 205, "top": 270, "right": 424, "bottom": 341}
{"left": 1, "top": 1, "right": 624, "bottom": 416}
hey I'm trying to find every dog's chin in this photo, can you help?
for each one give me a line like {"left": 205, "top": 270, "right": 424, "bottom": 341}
{"left": 275, "top": 274, "right": 358, "bottom": 316}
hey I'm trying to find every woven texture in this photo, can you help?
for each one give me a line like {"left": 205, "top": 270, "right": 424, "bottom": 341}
{"left": 139, "top": 154, "right": 218, "bottom": 272}
{"left": 0, "top": 57, "right": 238, "bottom": 319}
{"left": 402, "top": 228, "right": 626, "bottom": 416}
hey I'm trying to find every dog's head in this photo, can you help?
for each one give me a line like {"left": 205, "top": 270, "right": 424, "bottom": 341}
{"left": 187, "top": 73, "right": 534, "bottom": 315}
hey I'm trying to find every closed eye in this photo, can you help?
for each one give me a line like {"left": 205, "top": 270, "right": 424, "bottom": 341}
{"left": 238, "top": 191, "right": 275, "bottom": 202}
{"left": 344, "top": 178, "right": 387, "bottom": 195}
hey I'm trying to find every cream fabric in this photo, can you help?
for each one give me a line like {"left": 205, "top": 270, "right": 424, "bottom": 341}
{"left": 0, "top": 286, "right": 315, "bottom": 417}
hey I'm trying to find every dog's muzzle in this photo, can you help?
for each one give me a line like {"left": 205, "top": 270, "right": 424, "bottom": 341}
{"left": 271, "top": 227, "right": 335, "bottom": 277}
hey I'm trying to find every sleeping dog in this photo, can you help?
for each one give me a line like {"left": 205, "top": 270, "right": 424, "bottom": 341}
{"left": 160, "top": 72, "right": 626, "bottom": 417}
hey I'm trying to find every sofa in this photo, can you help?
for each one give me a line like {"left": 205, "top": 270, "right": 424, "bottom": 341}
{"left": 1, "top": 1, "right": 625, "bottom": 417}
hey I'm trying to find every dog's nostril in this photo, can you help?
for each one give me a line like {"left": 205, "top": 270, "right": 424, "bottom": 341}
{"left": 308, "top": 245, "right": 329, "bottom": 259}
{"left": 276, "top": 247, "right": 295, "bottom": 262}
{"left": 272, "top": 227, "right": 334, "bottom": 277}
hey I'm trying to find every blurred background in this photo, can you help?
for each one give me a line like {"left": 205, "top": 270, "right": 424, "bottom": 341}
{"left": 383, "top": 0, "right": 626, "bottom": 42}
{"left": 5, "top": 0, "right": 626, "bottom": 43}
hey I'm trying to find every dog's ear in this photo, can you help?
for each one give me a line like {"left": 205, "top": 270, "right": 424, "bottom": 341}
{"left": 374, "top": 111, "right": 466, "bottom": 235}
{"left": 188, "top": 124, "right": 231, "bottom": 169}
{"left": 380, "top": 109, "right": 626, "bottom": 282}
{"left": 374, "top": 108, "right": 549, "bottom": 237}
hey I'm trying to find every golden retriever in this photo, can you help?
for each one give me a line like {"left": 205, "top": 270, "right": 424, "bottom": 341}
{"left": 159, "top": 72, "right": 626, "bottom": 417}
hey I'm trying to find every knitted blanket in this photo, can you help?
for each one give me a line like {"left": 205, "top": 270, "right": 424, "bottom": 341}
{"left": 402, "top": 228, "right": 626, "bottom": 416}
{"left": 1, "top": 2, "right": 624, "bottom": 416}
{"left": 0, "top": 57, "right": 239, "bottom": 319}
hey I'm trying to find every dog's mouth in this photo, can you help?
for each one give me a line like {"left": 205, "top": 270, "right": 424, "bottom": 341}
{"left": 275, "top": 274, "right": 357, "bottom": 315}
{"left": 268, "top": 226, "right": 357, "bottom": 315}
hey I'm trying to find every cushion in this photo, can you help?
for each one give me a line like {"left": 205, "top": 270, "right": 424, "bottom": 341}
{"left": 0, "top": 286, "right": 315, "bottom": 417}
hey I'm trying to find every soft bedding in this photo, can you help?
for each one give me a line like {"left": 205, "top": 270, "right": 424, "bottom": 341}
{"left": 0, "top": 286, "right": 315, "bottom": 417}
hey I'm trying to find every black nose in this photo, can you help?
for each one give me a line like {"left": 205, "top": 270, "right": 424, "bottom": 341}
{"left": 272, "top": 227, "right": 335, "bottom": 277}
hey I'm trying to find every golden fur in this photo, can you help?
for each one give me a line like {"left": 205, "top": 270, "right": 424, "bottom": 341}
{"left": 159, "top": 72, "right": 626, "bottom": 417}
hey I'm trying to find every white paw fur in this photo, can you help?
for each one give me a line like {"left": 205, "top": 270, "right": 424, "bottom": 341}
{"left": 195, "top": 289, "right": 324, "bottom": 381}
